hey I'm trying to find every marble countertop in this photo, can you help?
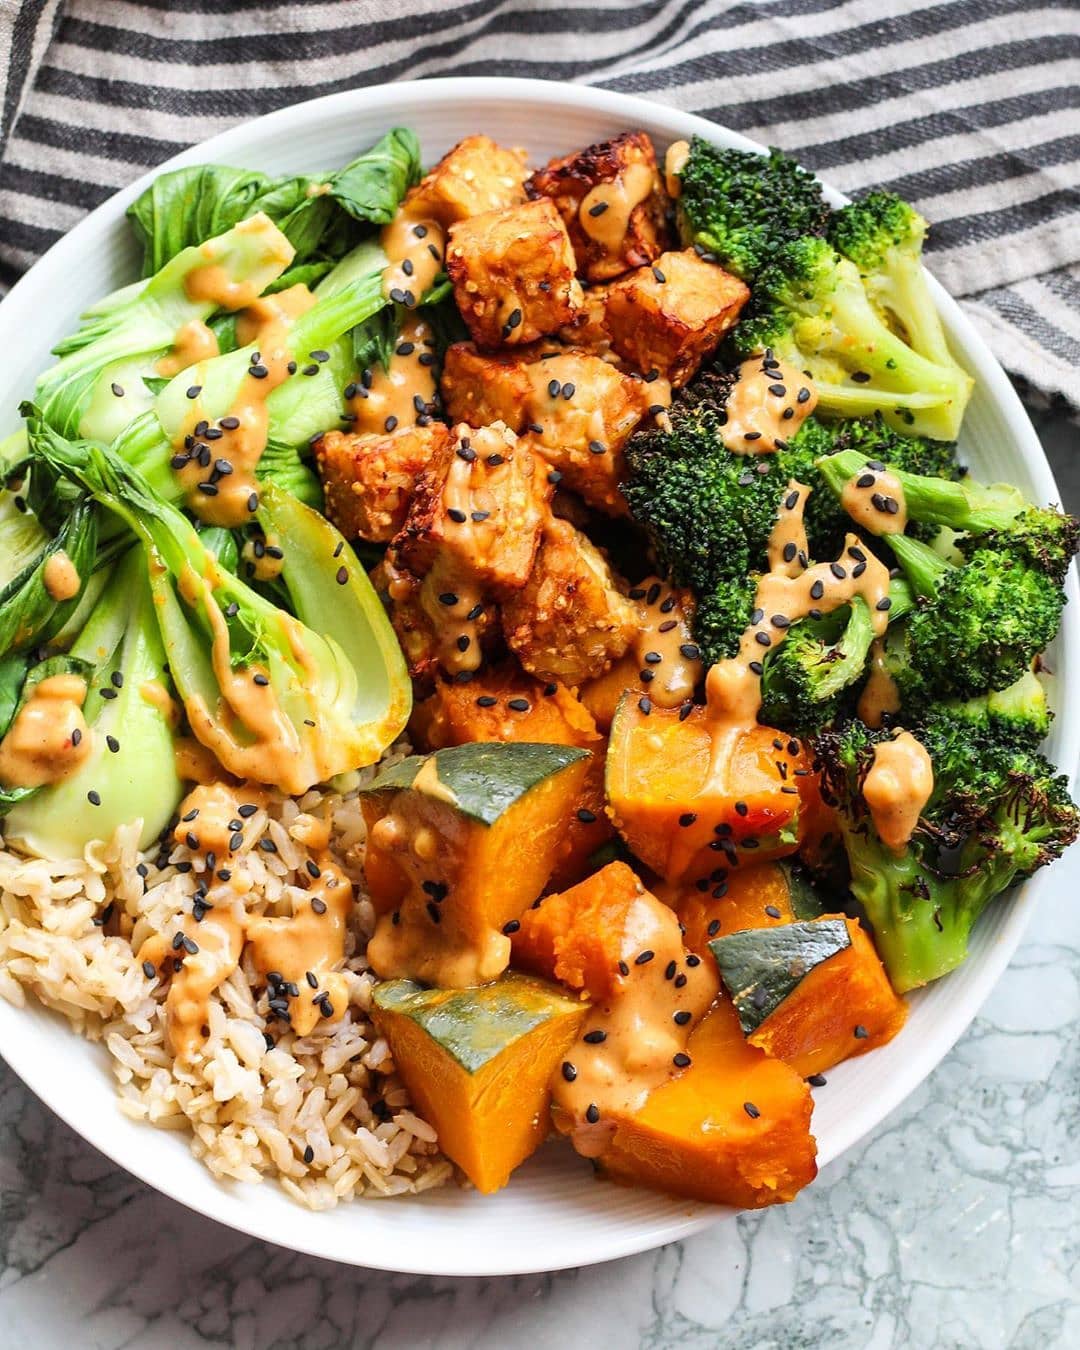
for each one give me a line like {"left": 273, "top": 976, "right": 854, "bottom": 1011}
{"left": 0, "top": 407, "right": 1076, "bottom": 1350}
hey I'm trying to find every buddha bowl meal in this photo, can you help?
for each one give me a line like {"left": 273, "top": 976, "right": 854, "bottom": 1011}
{"left": 0, "top": 122, "right": 1074, "bottom": 1211}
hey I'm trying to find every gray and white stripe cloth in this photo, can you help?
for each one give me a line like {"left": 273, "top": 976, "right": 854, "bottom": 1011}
{"left": 0, "top": 0, "right": 1077, "bottom": 411}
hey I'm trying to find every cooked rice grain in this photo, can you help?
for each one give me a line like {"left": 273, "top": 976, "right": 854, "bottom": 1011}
{"left": 0, "top": 749, "right": 455, "bottom": 1207}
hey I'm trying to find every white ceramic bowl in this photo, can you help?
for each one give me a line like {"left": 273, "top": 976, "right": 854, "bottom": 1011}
{"left": 0, "top": 77, "right": 1075, "bottom": 1278}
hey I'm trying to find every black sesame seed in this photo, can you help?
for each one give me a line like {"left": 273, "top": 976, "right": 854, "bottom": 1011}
{"left": 635, "top": 949, "right": 655, "bottom": 965}
{"left": 508, "top": 697, "right": 530, "bottom": 712}
{"left": 585, "top": 1103, "right": 600, "bottom": 1124}
{"left": 675, "top": 973, "right": 688, "bottom": 988}
{"left": 87, "top": 790, "right": 101, "bottom": 805}
{"left": 502, "top": 919, "right": 521, "bottom": 935}
{"left": 673, "top": 1053, "right": 691, "bottom": 1068}
{"left": 561, "top": 1061, "right": 578, "bottom": 1082}
{"left": 743, "top": 1101, "right": 761, "bottom": 1119}
{"left": 673, "top": 1010, "right": 692, "bottom": 1026}
{"left": 782, "top": 542, "right": 797, "bottom": 563}
{"left": 71, "top": 728, "right": 83, "bottom": 747}
{"left": 311, "top": 898, "right": 327, "bottom": 915}
{"left": 876, "top": 596, "right": 893, "bottom": 611}
{"left": 638, "top": 696, "right": 652, "bottom": 714}
{"left": 576, "top": 808, "right": 598, "bottom": 823}
{"left": 588, "top": 201, "right": 609, "bottom": 217}
{"left": 768, "top": 383, "right": 786, "bottom": 397}
{"left": 686, "top": 954, "right": 702, "bottom": 967}
{"left": 854, "top": 1024, "right": 869, "bottom": 1039}
{"left": 850, "top": 371, "right": 871, "bottom": 383}
{"left": 111, "top": 382, "right": 125, "bottom": 398}
{"left": 476, "top": 695, "right": 498, "bottom": 708}
{"left": 856, "top": 473, "right": 876, "bottom": 489}
{"left": 678, "top": 812, "right": 697, "bottom": 827}
{"left": 336, "top": 566, "right": 348, "bottom": 585}
{"left": 807, "top": 1074, "right": 827, "bottom": 1087}
{"left": 618, "top": 960, "right": 630, "bottom": 976}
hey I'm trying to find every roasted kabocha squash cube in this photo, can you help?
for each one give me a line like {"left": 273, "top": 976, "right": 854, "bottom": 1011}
{"left": 597, "top": 996, "right": 818, "bottom": 1209}
{"left": 666, "top": 859, "right": 826, "bottom": 959}
{"left": 525, "top": 131, "right": 669, "bottom": 283}
{"left": 372, "top": 974, "right": 587, "bottom": 1192}
{"left": 605, "top": 249, "right": 749, "bottom": 387}
{"left": 406, "top": 135, "right": 528, "bottom": 226}
{"left": 409, "top": 661, "right": 612, "bottom": 889}
{"left": 709, "top": 917, "right": 907, "bottom": 1078}
{"left": 361, "top": 742, "right": 590, "bottom": 987}
{"left": 605, "top": 696, "right": 826, "bottom": 881}
{"left": 446, "top": 198, "right": 584, "bottom": 348}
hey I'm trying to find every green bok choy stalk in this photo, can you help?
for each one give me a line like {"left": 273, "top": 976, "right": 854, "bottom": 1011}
{"left": 27, "top": 421, "right": 410, "bottom": 794}
{"left": 35, "top": 212, "right": 294, "bottom": 444}
{"left": 2, "top": 547, "right": 184, "bottom": 858}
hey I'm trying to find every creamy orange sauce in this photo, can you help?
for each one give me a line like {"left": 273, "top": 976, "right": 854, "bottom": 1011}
{"left": 663, "top": 140, "right": 690, "bottom": 198}
{"left": 143, "top": 780, "right": 353, "bottom": 1056}
{"left": 864, "top": 730, "right": 934, "bottom": 852}
{"left": 241, "top": 530, "right": 285, "bottom": 582}
{"left": 579, "top": 161, "right": 655, "bottom": 255}
{"left": 840, "top": 466, "right": 908, "bottom": 535}
{"left": 410, "top": 749, "right": 461, "bottom": 808}
{"left": 175, "top": 561, "right": 330, "bottom": 793}
{"left": 348, "top": 314, "right": 438, "bottom": 436}
{"left": 42, "top": 549, "right": 80, "bottom": 602}
{"left": 173, "top": 737, "right": 225, "bottom": 785}
{"left": 858, "top": 639, "right": 901, "bottom": 728}
{"left": 156, "top": 319, "right": 220, "bottom": 378}
{"left": 0, "top": 674, "right": 92, "bottom": 789}
{"left": 138, "top": 907, "right": 246, "bottom": 1061}
{"left": 721, "top": 357, "right": 818, "bottom": 455}
{"left": 235, "top": 282, "right": 316, "bottom": 347}
{"left": 172, "top": 312, "right": 293, "bottom": 528}
{"left": 628, "top": 577, "right": 702, "bottom": 708}
{"left": 552, "top": 882, "right": 717, "bottom": 1157}
{"left": 381, "top": 205, "right": 445, "bottom": 306}
{"left": 767, "top": 479, "right": 810, "bottom": 577}
{"left": 246, "top": 856, "right": 352, "bottom": 1036}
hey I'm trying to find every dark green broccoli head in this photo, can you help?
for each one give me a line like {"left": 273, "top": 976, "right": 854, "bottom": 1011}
{"left": 728, "top": 236, "right": 973, "bottom": 441}
{"left": 827, "top": 413, "right": 960, "bottom": 482}
{"left": 692, "top": 575, "right": 758, "bottom": 665}
{"left": 813, "top": 714, "right": 1079, "bottom": 990}
{"left": 892, "top": 544, "right": 1064, "bottom": 705}
{"left": 827, "top": 192, "right": 925, "bottom": 275}
{"left": 957, "top": 504, "right": 1080, "bottom": 587}
{"left": 926, "top": 671, "right": 1051, "bottom": 753}
{"left": 675, "top": 139, "right": 829, "bottom": 282}
{"left": 759, "top": 600, "right": 873, "bottom": 735}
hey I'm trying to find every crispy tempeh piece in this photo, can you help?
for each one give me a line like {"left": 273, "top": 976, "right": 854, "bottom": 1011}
{"left": 526, "top": 131, "right": 670, "bottom": 282}
{"left": 314, "top": 423, "right": 450, "bottom": 543}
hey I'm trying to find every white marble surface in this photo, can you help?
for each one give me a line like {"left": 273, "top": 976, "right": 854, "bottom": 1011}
{"left": 0, "top": 860, "right": 1076, "bottom": 1350}
{"left": 0, "top": 409, "right": 1077, "bottom": 1350}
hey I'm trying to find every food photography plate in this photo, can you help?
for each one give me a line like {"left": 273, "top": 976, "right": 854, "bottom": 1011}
{"left": 0, "top": 76, "right": 1075, "bottom": 1279}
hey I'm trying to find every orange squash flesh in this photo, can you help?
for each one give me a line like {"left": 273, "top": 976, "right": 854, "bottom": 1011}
{"left": 579, "top": 650, "right": 644, "bottom": 733}
{"left": 744, "top": 916, "right": 908, "bottom": 1078}
{"left": 372, "top": 975, "right": 587, "bottom": 1193}
{"left": 409, "top": 661, "right": 612, "bottom": 888}
{"left": 606, "top": 698, "right": 823, "bottom": 881}
{"left": 599, "top": 996, "right": 818, "bottom": 1209}
{"left": 511, "top": 860, "right": 661, "bottom": 1002}
{"left": 667, "top": 862, "right": 798, "bottom": 958}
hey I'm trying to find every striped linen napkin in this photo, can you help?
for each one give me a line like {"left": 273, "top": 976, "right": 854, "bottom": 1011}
{"left": 0, "top": 0, "right": 1076, "bottom": 410}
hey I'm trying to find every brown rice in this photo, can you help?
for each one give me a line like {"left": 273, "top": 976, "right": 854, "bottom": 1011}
{"left": 0, "top": 744, "right": 455, "bottom": 1208}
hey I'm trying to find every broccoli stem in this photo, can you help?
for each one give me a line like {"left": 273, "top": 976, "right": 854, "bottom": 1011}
{"left": 885, "top": 533, "right": 950, "bottom": 598}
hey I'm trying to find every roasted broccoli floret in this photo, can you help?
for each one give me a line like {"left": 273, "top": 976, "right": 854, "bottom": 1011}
{"left": 817, "top": 448, "right": 1079, "bottom": 584}
{"left": 727, "top": 236, "right": 973, "bottom": 440}
{"left": 930, "top": 670, "right": 1051, "bottom": 751}
{"left": 883, "top": 535, "right": 1065, "bottom": 706}
{"left": 759, "top": 577, "right": 914, "bottom": 734}
{"left": 692, "top": 575, "right": 758, "bottom": 664}
{"left": 815, "top": 715, "right": 1079, "bottom": 991}
{"left": 828, "top": 191, "right": 955, "bottom": 368}
{"left": 674, "top": 139, "right": 830, "bottom": 282}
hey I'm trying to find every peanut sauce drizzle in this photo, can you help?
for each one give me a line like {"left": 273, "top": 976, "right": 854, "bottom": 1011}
{"left": 663, "top": 139, "right": 690, "bottom": 198}
{"left": 137, "top": 783, "right": 352, "bottom": 1058}
{"left": 864, "top": 730, "right": 934, "bottom": 852}
{"left": 857, "top": 640, "right": 901, "bottom": 728}
{"left": 0, "top": 674, "right": 92, "bottom": 789}
{"left": 380, "top": 205, "right": 445, "bottom": 306}
{"left": 721, "top": 356, "right": 818, "bottom": 455}
{"left": 551, "top": 880, "right": 717, "bottom": 1157}
{"left": 841, "top": 466, "right": 909, "bottom": 535}
{"left": 42, "top": 549, "right": 81, "bottom": 601}
{"left": 348, "top": 314, "right": 438, "bottom": 437}
{"left": 628, "top": 577, "right": 702, "bottom": 708}
{"left": 579, "top": 161, "right": 656, "bottom": 255}
{"left": 155, "top": 320, "right": 219, "bottom": 378}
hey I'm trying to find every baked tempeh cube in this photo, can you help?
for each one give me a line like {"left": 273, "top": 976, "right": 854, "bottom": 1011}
{"left": 502, "top": 515, "right": 638, "bottom": 687}
{"left": 406, "top": 135, "right": 529, "bottom": 226}
{"left": 393, "top": 422, "right": 553, "bottom": 592}
{"left": 526, "top": 131, "right": 669, "bottom": 283}
{"left": 605, "top": 249, "right": 750, "bottom": 387}
{"left": 314, "top": 423, "right": 450, "bottom": 543}
{"left": 446, "top": 198, "right": 584, "bottom": 349}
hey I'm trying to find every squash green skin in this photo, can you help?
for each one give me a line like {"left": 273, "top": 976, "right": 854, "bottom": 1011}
{"left": 709, "top": 918, "right": 851, "bottom": 1035}
{"left": 373, "top": 973, "right": 583, "bottom": 1074}
{"left": 779, "top": 860, "right": 829, "bottom": 921}
{"left": 360, "top": 742, "right": 589, "bottom": 827}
